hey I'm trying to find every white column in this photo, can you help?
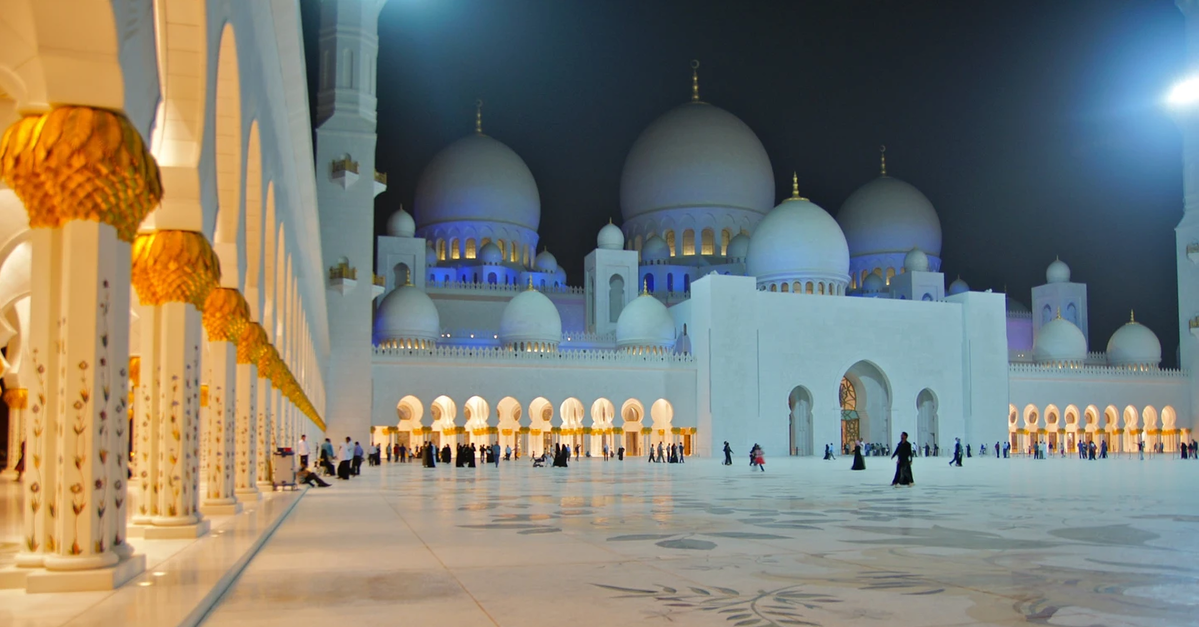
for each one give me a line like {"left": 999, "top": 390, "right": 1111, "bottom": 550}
{"left": 131, "top": 304, "right": 159, "bottom": 525}
{"left": 234, "top": 361, "right": 258, "bottom": 500}
{"left": 2, "top": 388, "right": 26, "bottom": 478}
{"left": 255, "top": 377, "right": 273, "bottom": 489}
{"left": 200, "top": 290, "right": 248, "bottom": 515}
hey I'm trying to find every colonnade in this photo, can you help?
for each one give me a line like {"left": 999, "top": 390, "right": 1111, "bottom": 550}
{"left": 0, "top": 107, "right": 322, "bottom": 587}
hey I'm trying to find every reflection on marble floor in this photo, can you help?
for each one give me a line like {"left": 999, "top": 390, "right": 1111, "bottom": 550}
{"left": 203, "top": 456, "right": 1199, "bottom": 627}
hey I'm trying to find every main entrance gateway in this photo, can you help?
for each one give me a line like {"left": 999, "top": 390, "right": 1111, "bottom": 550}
{"left": 840, "top": 377, "right": 858, "bottom": 451}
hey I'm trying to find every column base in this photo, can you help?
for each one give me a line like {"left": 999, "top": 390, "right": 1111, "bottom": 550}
{"left": 143, "top": 519, "right": 210, "bottom": 540}
{"left": 200, "top": 500, "right": 243, "bottom": 516}
{"left": 25, "top": 553, "right": 146, "bottom": 593}
{"left": 0, "top": 566, "right": 29, "bottom": 589}
{"left": 234, "top": 488, "right": 261, "bottom": 502}
{"left": 0, "top": 469, "right": 17, "bottom": 480}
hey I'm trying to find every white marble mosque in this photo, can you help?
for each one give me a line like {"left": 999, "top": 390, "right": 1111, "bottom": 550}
{"left": 0, "top": 0, "right": 1198, "bottom": 624}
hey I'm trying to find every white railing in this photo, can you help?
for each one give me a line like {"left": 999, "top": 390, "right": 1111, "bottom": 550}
{"left": 434, "top": 329, "right": 616, "bottom": 345}
{"left": 373, "top": 345, "right": 696, "bottom": 367}
{"left": 1008, "top": 362, "right": 1189, "bottom": 379}
{"left": 426, "top": 280, "right": 584, "bottom": 295}
{"left": 1006, "top": 310, "right": 1032, "bottom": 320}
{"left": 1009, "top": 350, "right": 1107, "bottom": 365}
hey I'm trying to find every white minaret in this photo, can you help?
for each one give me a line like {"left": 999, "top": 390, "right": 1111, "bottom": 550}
{"left": 315, "top": 0, "right": 387, "bottom": 441}
{"left": 585, "top": 221, "right": 638, "bottom": 335}
{"left": 1031, "top": 257, "right": 1088, "bottom": 343}
{"left": 1175, "top": 0, "right": 1199, "bottom": 433}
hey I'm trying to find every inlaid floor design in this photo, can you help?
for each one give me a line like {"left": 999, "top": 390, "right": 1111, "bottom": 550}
{"left": 203, "top": 453, "right": 1198, "bottom": 626}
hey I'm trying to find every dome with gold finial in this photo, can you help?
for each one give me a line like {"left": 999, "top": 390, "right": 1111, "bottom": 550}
{"left": 499, "top": 280, "right": 562, "bottom": 350}
{"left": 619, "top": 61, "right": 774, "bottom": 236}
{"left": 745, "top": 173, "right": 849, "bottom": 293}
{"left": 597, "top": 220, "right": 625, "bottom": 250}
{"left": 616, "top": 286, "right": 677, "bottom": 352}
{"left": 1033, "top": 309, "right": 1087, "bottom": 365}
{"left": 1106, "top": 311, "right": 1161, "bottom": 369}
{"left": 374, "top": 283, "right": 440, "bottom": 348}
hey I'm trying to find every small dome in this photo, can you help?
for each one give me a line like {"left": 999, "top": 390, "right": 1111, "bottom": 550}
{"left": 386, "top": 207, "right": 416, "bottom": 237}
{"left": 947, "top": 276, "right": 969, "bottom": 295}
{"left": 414, "top": 133, "right": 540, "bottom": 232}
{"left": 553, "top": 265, "right": 567, "bottom": 285}
{"left": 478, "top": 242, "right": 503, "bottom": 264}
{"left": 1106, "top": 313, "right": 1161, "bottom": 368}
{"left": 1046, "top": 257, "right": 1071, "bottom": 284}
{"left": 620, "top": 102, "right": 774, "bottom": 222}
{"left": 838, "top": 175, "right": 942, "bottom": 257}
{"left": 726, "top": 232, "right": 750, "bottom": 259}
{"left": 533, "top": 250, "right": 558, "bottom": 273}
{"left": 641, "top": 235, "right": 670, "bottom": 263}
{"left": 616, "top": 293, "right": 676, "bottom": 350}
{"left": 862, "top": 273, "right": 885, "bottom": 293}
{"left": 425, "top": 245, "right": 438, "bottom": 265}
{"left": 374, "top": 285, "right": 440, "bottom": 344}
{"left": 903, "top": 247, "right": 930, "bottom": 273}
{"left": 1034, "top": 316, "right": 1087, "bottom": 365}
{"left": 746, "top": 193, "right": 849, "bottom": 290}
{"left": 500, "top": 287, "right": 563, "bottom": 348}
{"left": 597, "top": 221, "right": 625, "bottom": 250}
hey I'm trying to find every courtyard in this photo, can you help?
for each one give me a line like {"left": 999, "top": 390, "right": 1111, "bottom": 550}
{"left": 198, "top": 453, "right": 1196, "bottom": 627}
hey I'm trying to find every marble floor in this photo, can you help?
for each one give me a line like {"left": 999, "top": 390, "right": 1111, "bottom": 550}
{"left": 200, "top": 453, "right": 1198, "bottom": 627}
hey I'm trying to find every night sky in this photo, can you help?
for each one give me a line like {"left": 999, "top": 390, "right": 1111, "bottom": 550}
{"left": 302, "top": 0, "right": 1188, "bottom": 365}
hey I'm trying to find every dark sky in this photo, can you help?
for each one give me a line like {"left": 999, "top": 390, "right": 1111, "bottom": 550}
{"left": 302, "top": 0, "right": 1188, "bottom": 365}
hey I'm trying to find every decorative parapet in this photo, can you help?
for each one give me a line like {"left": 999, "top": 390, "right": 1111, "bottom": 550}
{"left": 1008, "top": 362, "right": 1188, "bottom": 379}
{"left": 1009, "top": 350, "right": 1106, "bottom": 365}
{"left": 427, "top": 280, "right": 584, "bottom": 295}
{"left": 434, "top": 329, "right": 619, "bottom": 349}
{"left": 373, "top": 274, "right": 386, "bottom": 286}
{"left": 331, "top": 157, "right": 360, "bottom": 189}
{"left": 1006, "top": 310, "right": 1032, "bottom": 320}
{"left": 1190, "top": 316, "right": 1199, "bottom": 339}
{"left": 328, "top": 260, "right": 358, "bottom": 295}
{"left": 371, "top": 273, "right": 386, "bottom": 299}
{"left": 372, "top": 345, "right": 696, "bottom": 368}
{"left": 373, "top": 170, "right": 387, "bottom": 197}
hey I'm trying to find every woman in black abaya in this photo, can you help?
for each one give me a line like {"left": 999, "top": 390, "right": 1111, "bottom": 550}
{"left": 891, "top": 432, "right": 914, "bottom": 486}
{"left": 851, "top": 440, "right": 866, "bottom": 470}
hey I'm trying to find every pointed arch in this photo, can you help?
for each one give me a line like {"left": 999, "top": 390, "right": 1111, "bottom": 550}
{"left": 212, "top": 23, "right": 244, "bottom": 288}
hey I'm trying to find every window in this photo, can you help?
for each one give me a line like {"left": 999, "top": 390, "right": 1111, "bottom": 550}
{"left": 436, "top": 239, "right": 446, "bottom": 261}
{"left": 450, "top": 238, "right": 460, "bottom": 260}
{"left": 840, "top": 378, "right": 856, "bottom": 411}
{"left": 806, "top": 281, "right": 814, "bottom": 294}
{"left": 465, "top": 238, "right": 476, "bottom": 259}
{"left": 682, "top": 229, "right": 695, "bottom": 256}
{"left": 720, "top": 229, "right": 731, "bottom": 255}
{"left": 886, "top": 267, "right": 895, "bottom": 285}
{"left": 497, "top": 240, "right": 505, "bottom": 259}
{"left": 700, "top": 228, "right": 714, "bottom": 255}
{"left": 665, "top": 231, "right": 676, "bottom": 257}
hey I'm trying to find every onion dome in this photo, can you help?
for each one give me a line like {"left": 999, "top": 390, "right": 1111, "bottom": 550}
{"left": 903, "top": 247, "right": 930, "bottom": 273}
{"left": 414, "top": 132, "right": 540, "bottom": 232}
{"left": 478, "top": 242, "right": 503, "bottom": 264}
{"left": 1106, "top": 311, "right": 1161, "bottom": 369}
{"left": 641, "top": 235, "right": 670, "bottom": 263}
{"left": 620, "top": 102, "right": 774, "bottom": 222}
{"left": 1046, "top": 256, "right": 1071, "bottom": 284}
{"left": 499, "top": 283, "right": 563, "bottom": 350}
{"left": 553, "top": 265, "right": 567, "bottom": 286}
{"left": 533, "top": 249, "right": 558, "bottom": 273}
{"left": 426, "top": 245, "right": 438, "bottom": 266}
{"left": 1034, "top": 312, "right": 1087, "bottom": 365}
{"left": 745, "top": 174, "right": 849, "bottom": 292}
{"left": 861, "top": 273, "right": 885, "bottom": 294}
{"left": 726, "top": 232, "right": 750, "bottom": 260}
{"left": 947, "top": 276, "right": 969, "bottom": 295}
{"left": 616, "top": 292, "right": 676, "bottom": 351}
{"left": 385, "top": 206, "right": 416, "bottom": 237}
{"left": 374, "top": 284, "right": 440, "bottom": 348}
{"left": 597, "top": 220, "right": 625, "bottom": 250}
{"left": 837, "top": 146, "right": 942, "bottom": 258}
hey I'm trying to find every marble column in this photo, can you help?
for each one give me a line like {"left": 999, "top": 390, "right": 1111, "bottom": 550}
{"left": 200, "top": 288, "right": 248, "bottom": 515}
{"left": 2, "top": 388, "right": 26, "bottom": 479}
{"left": 255, "top": 375, "right": 274, "bottom": 489}
{"left": 129, "top": 230, "right": 220, "bottom": 538}
{"left": 131, "top": 303, "right": 159, "bottom": 525}
{"left": 234, "top": 323, "right": 267, "bottom": 501}
{"left": 1, "top": 107, "right": 160, "bottom": 587}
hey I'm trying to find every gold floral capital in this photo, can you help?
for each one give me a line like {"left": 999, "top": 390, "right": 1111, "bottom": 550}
{"left": 257, "top": 345, "right": 282, "bottom": 380}
{"left": 200, "top": 384, "right": 209, "bottom": 408}
{"left": 236, "top": 322, "right": 269, "bottom": 365}
{"left": 203, "top": 288, "right": 250, "bottom": 343}
{"left": 131, "top": 230, "right": 221, "bottom": 308}
{"left": 0, "top": 106, "right": 163, "bottom": 242}
{"left": 129, "top": 356, "right": 141, "bottom": 387}
{"left": 2, "top": 388, "right": 28, "bottom": 409}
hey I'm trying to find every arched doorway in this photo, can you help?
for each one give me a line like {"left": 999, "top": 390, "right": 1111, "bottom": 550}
{"left": 840, "top": 361, "right": 891, "bottom": 453}
{"left": 396, "top": 395, "right": 423, "bottom": 448}
{"left": 496, "top": 397, "right": 522, "bottom": 455}
{"left": 464, "top": 396, "right": 491, "bottom": 447}
{"left": 430, "top": 395, "right": 458, "bottom": 448}
{"left": 620, "top": 399, "right": 645, "bottom": 456}
{"left": 787, "top": 386, "right": 813, "bottom": 456}
{"left": 608, "top": 275, "right": 624, "bottom": 323}
{"left": 528, "top": 397, "right": 554, "bottom": 456}
{"left": 560, "top": 398, "right": 585, "bottom": 453}
{"left": 590, "top": 398, "right": 615, "bottom": 457}
{"left": 650, "top": 398, "right": 674, "bottom": 453}
{"left": 916, "top": 389, "right": 938, "bottom": 453}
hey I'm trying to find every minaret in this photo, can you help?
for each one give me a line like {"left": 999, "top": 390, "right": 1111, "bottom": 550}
{"left": 314, "top": 0, "right": 387, "bottom": 441}
{"left": 1176, "top": 1, "right": 1199, "bottom": 441}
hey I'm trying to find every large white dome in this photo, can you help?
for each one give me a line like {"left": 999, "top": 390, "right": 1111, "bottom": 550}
{"left": 499, "top": 288, "right": 562, "bottom": 348}
{"left": 374, "top": 285, "right": 440, "bottom": 345}
{"left": 620, "top": 103, "right": 774, "bottom": 221}
{"left": 1106, "top": 313, "right": 1161, "bottom": 369}
{"left": 746, "top": 193, "right": 849, "bottom": 290}
{"left": 414, "top": 133, "right": 540, "bottom": 232}
{"left": 837, "top": 176, "right": 941, "bottom": 257}
{"left": 616, "top": 293, "right": 676, "bottom": 350}
{"left": 1034, "top": 316, "right": 1087, "bottom": 365}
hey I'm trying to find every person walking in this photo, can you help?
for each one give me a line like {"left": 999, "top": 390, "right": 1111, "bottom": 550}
{"left": 722, "top": 441, "right": 733, "bottom": 465}
{"left": 337, "top": 437, "right": 354, "bottom": 480}
{"left": 296, "top": 434, "right": 310, "bottom": 468}
{"left": 891, "top": 432, "right": 914, "bottom": 486}
{"left": 647, "top": 444, "right": 656, "bottom": 463}
{"left": 657, "top": 442, "right": 664, "bottom": 463}
{"left": 950, "top": 437, "right": 963, "bottom": 467}
{"left": 751, "top": 444, "right": 765, "bottom": 472}
{"left": 352, "top": 441, "right": 364, "bottom": 475}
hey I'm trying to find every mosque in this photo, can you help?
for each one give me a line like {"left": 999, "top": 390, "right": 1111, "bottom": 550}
{"left": 0, "top": 0, "right": 1193, "bottom": 595}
